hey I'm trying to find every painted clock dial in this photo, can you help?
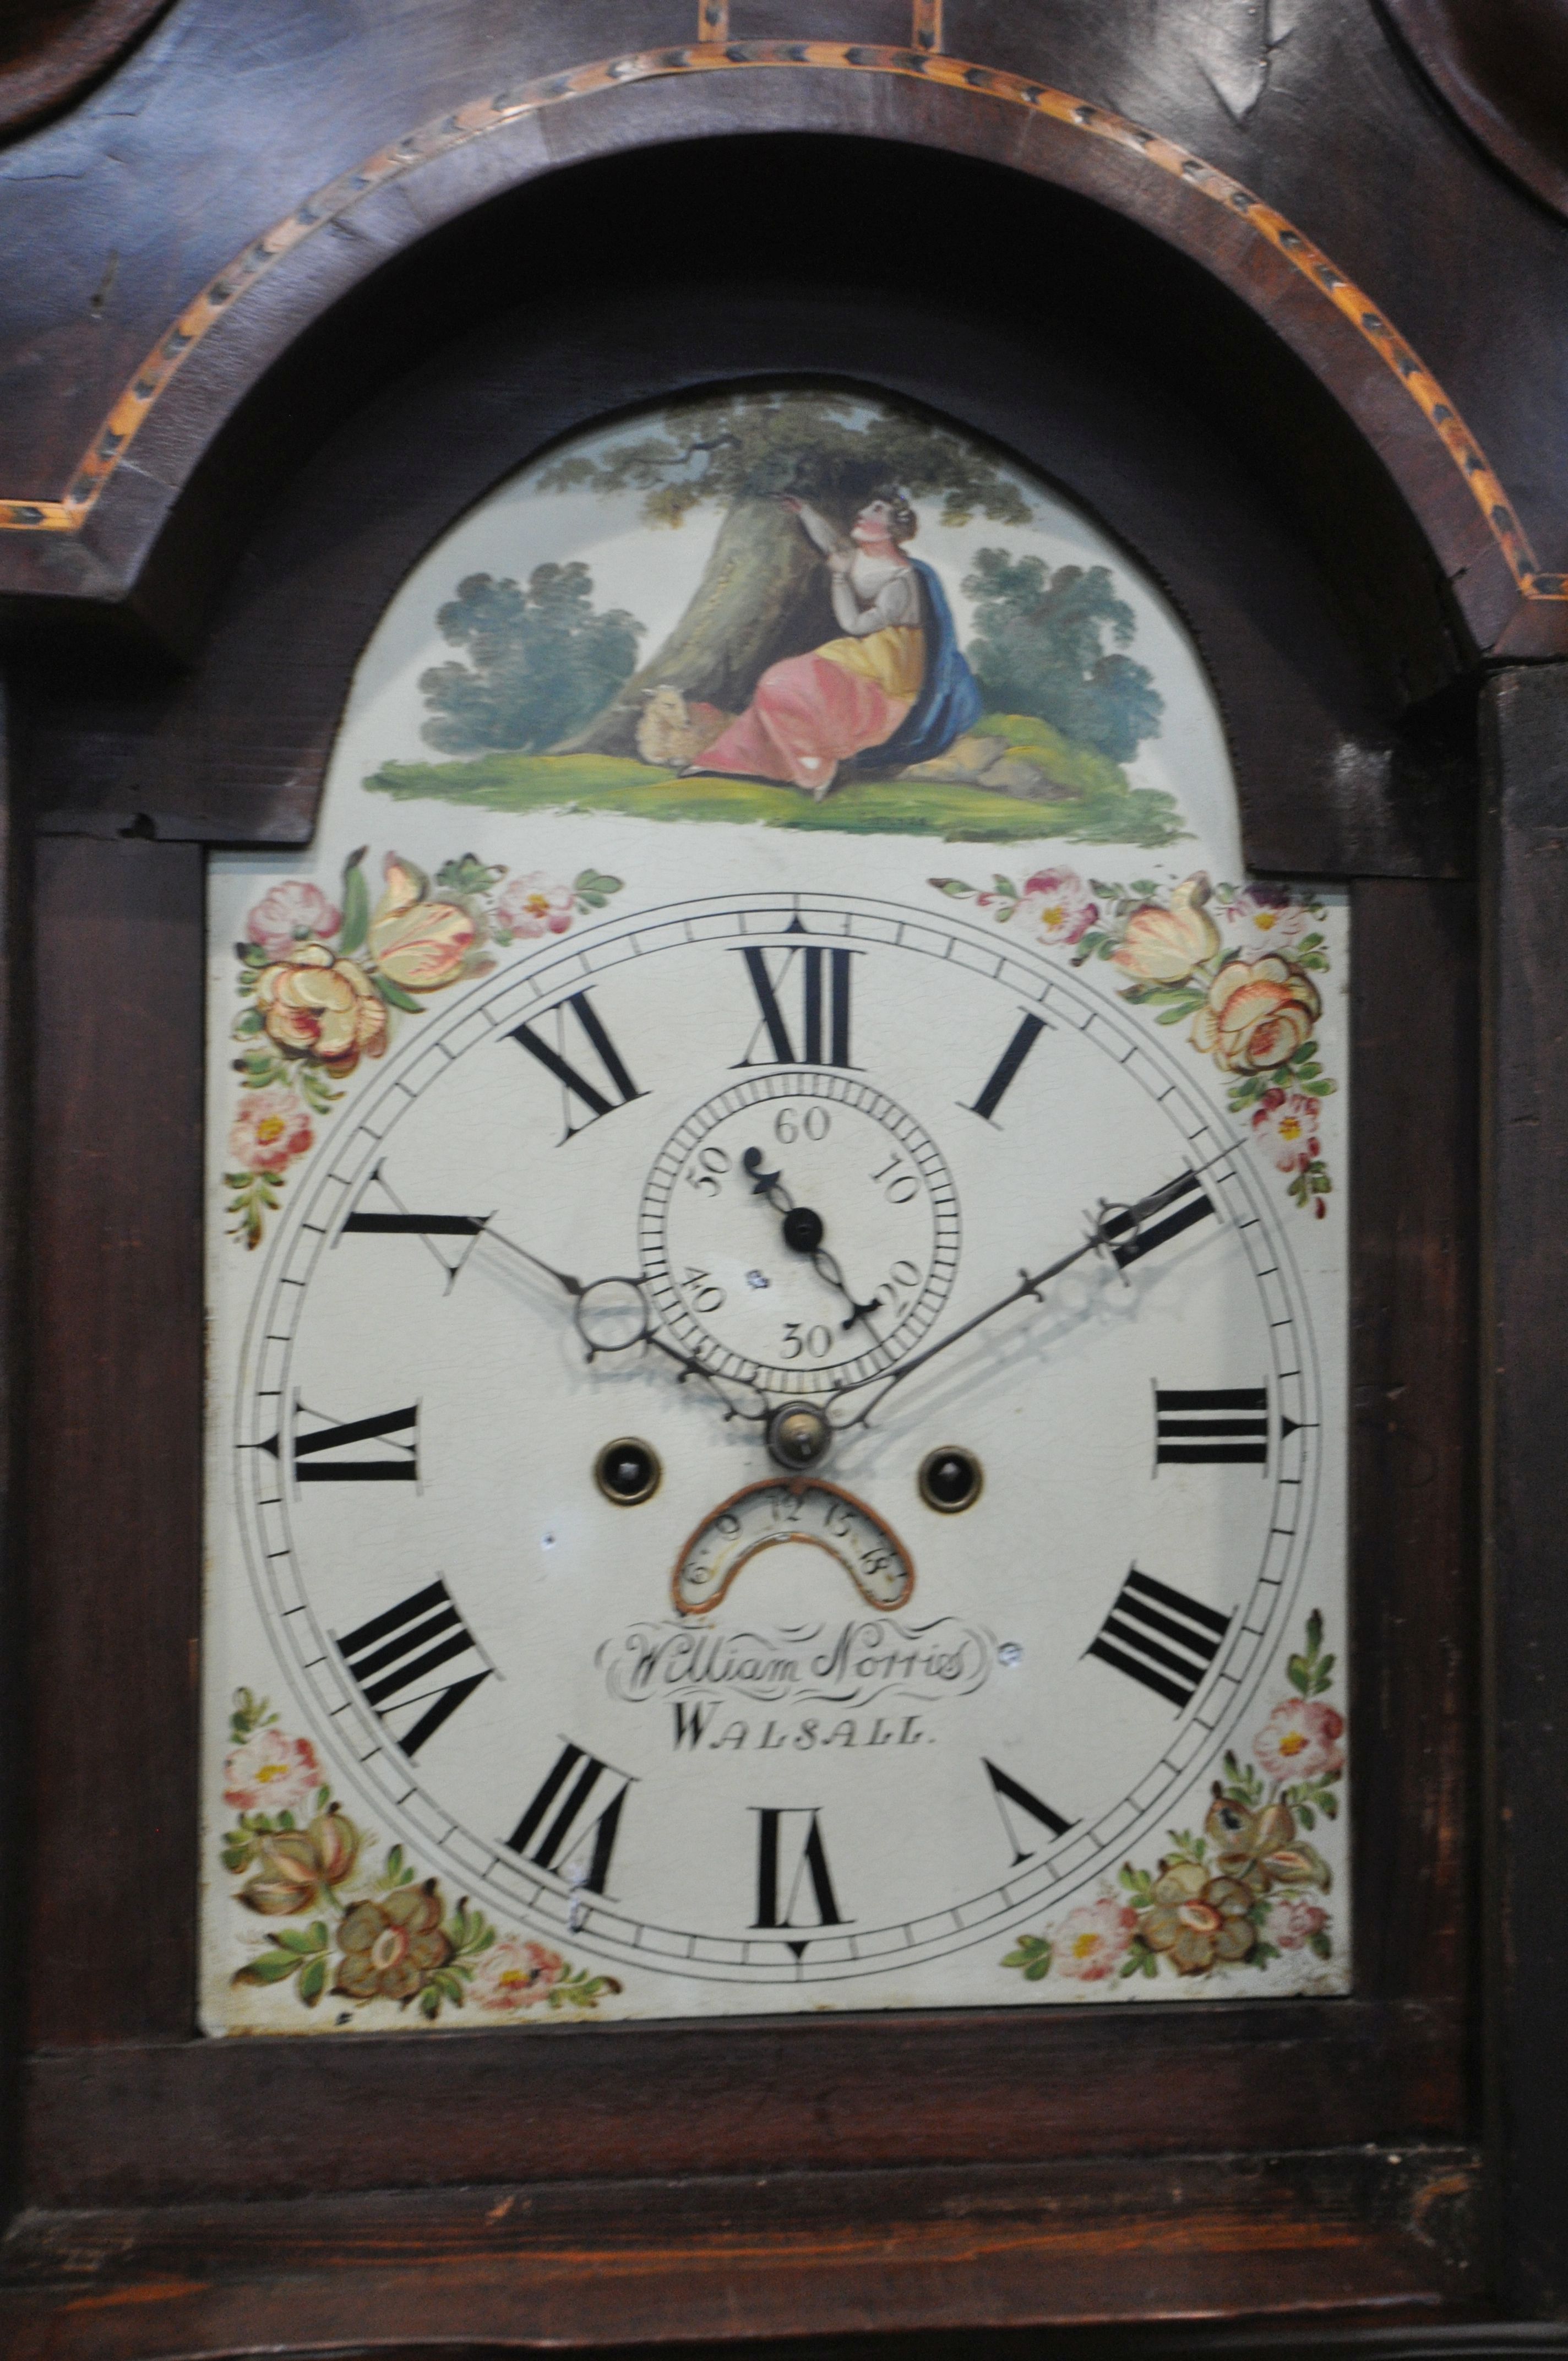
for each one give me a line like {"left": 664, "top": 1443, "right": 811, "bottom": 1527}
{"left": 204, "top": 390, "right": 1349, "bottom": 2030}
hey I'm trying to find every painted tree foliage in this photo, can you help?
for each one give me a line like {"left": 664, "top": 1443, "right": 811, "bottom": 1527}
{"left": 538, "top": 390, "right": 1032, "bottom": 755}
{"left": 420, "top": 562, "right": 645, "bottom": 755}
{"left": 962, "top": 550, "right": 1164, "bottom": 764}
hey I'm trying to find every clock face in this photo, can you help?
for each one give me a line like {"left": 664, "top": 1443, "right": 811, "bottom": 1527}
{"left": 203, "top": 391, "right": 1349, "bottom": 2030}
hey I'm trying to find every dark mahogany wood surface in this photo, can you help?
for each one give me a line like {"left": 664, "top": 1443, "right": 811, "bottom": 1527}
{"left": 0, "top": 3, "right": 1542, "bottom": 2347}
{"left": 27, "top": 838, "right": 202, "bottom": 2048}
{"left": 0, "top": 2153, "right": 1483, "bottom": 2351}
{"left": 13, "top": 156, "right": 1474, "bottom": 879}
{"left": 22, "top": 1999, "right": 1461, "bottom": 2211}
{"left": 1383, "top": 0, "right": 1568, "bottom": 221}
{"left": 1480, "top": 664, "right": 1568, "bottom": 2320}
{"left": 1350, "top": 879, "right": 1477, "bottom": 2008}
{"left": 0, "top": 2149, "right": 1479, "bottom": 2358}
{"left": 0, "top": 0, "right": 170, "bottom": 138}
{"left": 0, "top": 0, "right": 1562, "bottom": 658}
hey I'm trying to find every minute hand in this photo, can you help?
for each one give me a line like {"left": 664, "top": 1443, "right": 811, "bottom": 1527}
{"left": 824, "top": 1167, "right": 1215, "bottom": 1429}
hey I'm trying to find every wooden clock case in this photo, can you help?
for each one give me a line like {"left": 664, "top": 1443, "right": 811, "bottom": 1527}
{"left": 0, "top": 3, "right": 1562, "bottom": 2352}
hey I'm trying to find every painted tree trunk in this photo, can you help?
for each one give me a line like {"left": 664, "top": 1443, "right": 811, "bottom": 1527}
{"left": 559, "top": 498, "right": 842, "bottom": 757}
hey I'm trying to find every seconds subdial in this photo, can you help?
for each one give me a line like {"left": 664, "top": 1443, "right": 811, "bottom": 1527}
{"left": 640, "top": 1072, "right": 959, "bottom": 1394}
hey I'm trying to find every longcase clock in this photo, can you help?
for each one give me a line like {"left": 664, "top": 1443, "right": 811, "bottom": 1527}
{"left": 2, "top": 0, "right": 1564, "bottom": 2352}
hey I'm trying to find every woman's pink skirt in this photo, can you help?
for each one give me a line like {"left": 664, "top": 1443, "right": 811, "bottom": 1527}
{"left": 700, "top": 652, "right": 912, "bottom": 793}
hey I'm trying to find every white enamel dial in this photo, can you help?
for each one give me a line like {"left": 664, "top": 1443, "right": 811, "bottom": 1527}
{"left": 229, "top": 890, "right": 1323, "bottom": 1992}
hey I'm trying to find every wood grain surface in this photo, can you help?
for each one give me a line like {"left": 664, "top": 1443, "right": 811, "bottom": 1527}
{"left": 18, "top": 151, "right": 1474, "bottom": 879}
{"left": 26, "top": 838, "right": 203, "bottom": 2048}
{"left": 0, "top": 1, "right": 1560, "bottom": 655}
{"left": 1480, "top": 664, "right": 1568, "bottom": 2319}
{"left": 0, "top": 1, "right": 1532, "bottom": 2343}
{"left": 0, "top": 2146, "right": 1478, "bottom": 2357}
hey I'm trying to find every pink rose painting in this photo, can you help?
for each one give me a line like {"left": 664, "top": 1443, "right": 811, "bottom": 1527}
{"left": 227, "top": 1086, "right": 314, "bottom": 1175}
{"left": 1052, "top": 1897, "right": 1137, "bottom": 1981}
{"left": 469, "top": 1936, "right": 568, "bottom": 2014}
{"left": 1270, "top": 1895, "right": 1329, "bottom": 1951}
{"left": 224, "top": 1726, "right": 322, "bottom": 1815}
{"left": 495, "top": 873, "right": 576, "bottom": 940}
{"left": 246, "top": 880, "right": 342, "bottom": 959}
{"left": 1251, "top": 1087, "right": 1321, "bottom": 1176}
{"left": 1254, "top": 1697, "right": 1345, "bottom": 1782}
{"left": 1019, "top": 866, "right": 1098, "bottom": 947}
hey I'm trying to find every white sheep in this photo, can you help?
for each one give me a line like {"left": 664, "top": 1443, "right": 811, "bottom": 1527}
{"left": 635, "top": 685, "right": 731, "bottom": 769}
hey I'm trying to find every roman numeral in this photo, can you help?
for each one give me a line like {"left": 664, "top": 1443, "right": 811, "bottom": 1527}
{"left": 736, "top": 944, "right": 858, "bottom": 1068}
{"left": 505, "top": 1742, "right": 633, "bottom": 1896}
{"left": 1086, "top": 1568, "right": 1232, "bottom": 1709}
{"left": 1155, "top": 1384, "right": 1269, "bottom": 1467}
{"left": 752, "top": 1807, "right": 846, "bottom": 1943}
{"left": 965, "top": 1010, "right": 1048, "bottom": 1124}
{"left": 983, "top": 1760, "right": 1076, "bottom": 1864}
{"left": 337, "top": 1163, "right": 488, "bottom": 1287}
{"left": 335, "top": 1578, "right": 492, "bottom": 1758}
{"left": 508, "top": 989, "right": 645, "bottom": 1142}
{"left": 1101, "top": 1171, "right": 1216, "bottom": 1267}
{"left": 262, "top": 1396, "right": 418, "bottom": 1483}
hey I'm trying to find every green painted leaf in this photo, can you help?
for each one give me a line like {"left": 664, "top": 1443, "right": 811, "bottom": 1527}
{"left": 371, "top": 971, "right": 423, "bottom": 1014}
{"left": 298, "top": 1956, "right": 328, "bottom": 2005}
{"left": 335, "top": 850, "right": 369, "bottom": 953}
{"left": 235, "top": 1950, "right": 300, "bottom": 1985}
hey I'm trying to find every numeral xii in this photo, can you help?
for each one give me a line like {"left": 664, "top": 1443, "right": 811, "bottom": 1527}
{"left": 737, "top": 944, "right": 857, "bottom": 1068}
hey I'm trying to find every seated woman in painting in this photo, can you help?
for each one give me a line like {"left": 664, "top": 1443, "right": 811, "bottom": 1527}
{"left": 689, "top": 492, "right": 982, "bottom": 799}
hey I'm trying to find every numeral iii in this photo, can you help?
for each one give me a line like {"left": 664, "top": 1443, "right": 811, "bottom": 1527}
{"left": 1155, "top": 1385, "right": 1269, "bottom": 1467}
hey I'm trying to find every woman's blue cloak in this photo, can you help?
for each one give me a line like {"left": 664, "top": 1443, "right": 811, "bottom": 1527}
{"left": 855, "top": 558, "right": 983, "bottom": 772}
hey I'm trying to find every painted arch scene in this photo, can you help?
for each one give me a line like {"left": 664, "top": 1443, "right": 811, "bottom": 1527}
{"left": 360, "top": 388, "right": 1231, "bottom": 852}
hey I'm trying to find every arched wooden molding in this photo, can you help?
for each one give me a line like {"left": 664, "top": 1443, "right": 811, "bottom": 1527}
{"left": 0, "top": 37, "right": 1559, "bottom": 659}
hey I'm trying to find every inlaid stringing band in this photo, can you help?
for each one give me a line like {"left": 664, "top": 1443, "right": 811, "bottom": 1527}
{"left": 0, "top": 35, "right": 1559, "bottom": 603}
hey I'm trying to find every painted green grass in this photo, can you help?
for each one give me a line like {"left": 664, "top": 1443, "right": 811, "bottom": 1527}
{"left": 364, "top": 740, "right": 1186, "bottom": 847}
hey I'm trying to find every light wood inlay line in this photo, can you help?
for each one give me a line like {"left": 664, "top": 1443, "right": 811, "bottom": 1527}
{"left": 0, "top": 38, "right": 1558, "bottom": 602}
